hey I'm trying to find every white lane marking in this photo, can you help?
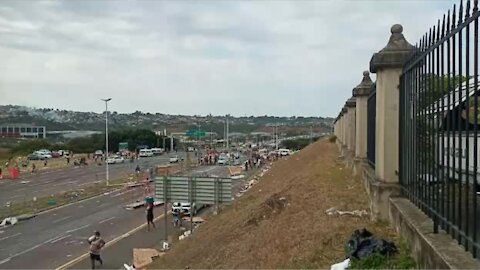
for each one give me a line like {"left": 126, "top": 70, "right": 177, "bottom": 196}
{"left": 1, "top": 241, "right": 46, "bottom": 264}
{"left": 0, "top": 257, "right": 10, "bottom": 265}
{"left": 0, "top": 233, "right": 21, "bottom": 242}
{"left": 50, "top": 234, "right": 71, "bottom": 244}
{"left": 52, "top": 216, "right": 72, "bottom": 224}
{"left": 99, "top": 217, "right": 115, "bottom": 224}
{"left": 78, "top": 182, "right": 96, "bottom": 187}
{"left": 66, "top": 224, "right": 90, "bottom": 234}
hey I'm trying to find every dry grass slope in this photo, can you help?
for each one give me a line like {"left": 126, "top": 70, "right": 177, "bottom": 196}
{"left": 152, "top": 139, "right": 396, "bottom": 269}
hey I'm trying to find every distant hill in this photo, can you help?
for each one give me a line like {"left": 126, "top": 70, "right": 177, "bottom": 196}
{"left": 0, "top": 105, "right": 334, "bottom": 135}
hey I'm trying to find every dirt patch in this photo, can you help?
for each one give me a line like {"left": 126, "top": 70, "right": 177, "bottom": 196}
{"left": 152, "top": 139, "right": 397, "bottom": 269}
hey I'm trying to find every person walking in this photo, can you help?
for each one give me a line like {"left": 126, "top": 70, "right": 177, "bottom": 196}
{"left": 146, "top": 202, "right": 155, "bottom": 231}
{"left": 88, "top": 231, "right": 105, "bottom": 269}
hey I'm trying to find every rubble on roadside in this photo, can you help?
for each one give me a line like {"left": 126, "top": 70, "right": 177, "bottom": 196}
{"left": 325, "top": 207, "right": 369, "bottom": 218}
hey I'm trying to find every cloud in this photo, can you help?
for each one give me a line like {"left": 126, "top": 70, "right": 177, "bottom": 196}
{"left": 0, "top": 0, "right": 455, "bottom": 117}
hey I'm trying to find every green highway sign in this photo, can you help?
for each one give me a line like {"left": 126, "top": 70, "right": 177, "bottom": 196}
{"left": 186, "top": 129, "right": 206, "bottom": 138}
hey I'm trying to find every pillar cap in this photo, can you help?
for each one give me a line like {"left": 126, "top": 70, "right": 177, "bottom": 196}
{"left": 370, "top": 24, "right": 414, "bottom": 73}
{"left": 353, "top": 71, "right": 373, "bottom": 97}
{"left": 346, "top": 97, "right": 356, "bottom": 107}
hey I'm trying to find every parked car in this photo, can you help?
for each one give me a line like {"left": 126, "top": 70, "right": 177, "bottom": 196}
{"left": 27, "top": 153, "right": 45, "bottom": 160}
{"left": 151, "top": 148, "right": 164, "bottom": 156}
{"left": 34, "top": 151, "right": 52, "bottom": 159}
{"left": 169, "top": 155, "right": 179, "bottom": 163}
{"left": 139, "top": 149, "right": 154, "bottom": 157}
{"left": 106, "top": 155, "right": 125, "bottom": 164}
{"left": 51, "top": 151, "right": 61, "bottom": 158}
{"left": 218, "top": 157, "right": 228, "bottom": 165}
{"left": 171, "top": 202, "right": 205, "bottom": 216}
{"left": 187, "top": 147, "right": 195, "bottom": 152}
{"left": 94, "top": 150, "right": 104, "bottom": 158}
{"left": 278, "top": 148, "right": 292, "bottom": 156}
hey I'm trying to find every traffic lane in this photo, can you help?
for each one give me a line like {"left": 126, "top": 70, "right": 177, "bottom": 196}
{"left": 68, "top": 208, "right": 174, "bottom": 270}
{"left": 0, "top": 187, "right": 155, "bottom": 269}
{"left": 0, "top": 156, "right": 172, "bottom": 206}
{"left": 186, "top": 165, "right": 231, "bottom": 178}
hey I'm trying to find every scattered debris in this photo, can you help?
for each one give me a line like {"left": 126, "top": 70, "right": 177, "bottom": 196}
{"left": 124, "top": 263, "right": 135, "bottom": 270}
{"left": 0, "top": 217, "right": 18, "bottom": 227}
{"left": 325, "top": 207, "right": 369, "bottom": 217}
{"left": 346, "top": 228, "right": 397, "bottom": 260}
{"left": 133, "top": 248, "right": 163, "bottom": 269}
{"left": 330, "top": 258, "right": 350, "bottom": 270}
{"left": 179, "top": 230, "right": 193, "bottom": 241}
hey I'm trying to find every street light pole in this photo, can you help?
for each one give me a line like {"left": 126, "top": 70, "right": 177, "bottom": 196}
{"left": 101, "top": 98, "right": 112, "bottom": 186}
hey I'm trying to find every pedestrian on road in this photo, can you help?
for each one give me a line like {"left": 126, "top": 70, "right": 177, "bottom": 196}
{"left": 88, "top": 231, "right": 105, "bottom": 269}
{"left": 146, "top": 202, "right": 155, "bottom": 231}
{"left": 0, "top": 167, "right": 2, "bottom": 179}
{"left": 67, "top": 157, "right": 70, "bottom": 164}
{"left": 44, "top": 159, "right": 47, "bottom": 167}
{"left": 31, "top": 163, "right": 36, "bottom": 173}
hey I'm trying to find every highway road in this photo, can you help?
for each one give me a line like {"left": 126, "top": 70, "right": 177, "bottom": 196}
{"left": 0, "top": 153, "right": 185, "bottom": 207}
{"left": 0, "top": 164, "right": 236, "bottom": 269}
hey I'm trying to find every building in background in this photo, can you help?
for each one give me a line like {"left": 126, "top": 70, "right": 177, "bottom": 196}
{"left": 0, "top": 124, "right": 46, "bottom": 138}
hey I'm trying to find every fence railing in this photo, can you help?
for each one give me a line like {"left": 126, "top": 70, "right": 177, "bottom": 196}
{"left": 400, "top": 0, "right": 480, "bottom": 258}
{"left": 367, "top": 84, "right": 376, "bottom": 168}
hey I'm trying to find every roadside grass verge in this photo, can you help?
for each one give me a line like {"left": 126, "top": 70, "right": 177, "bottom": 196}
{"left": 0, "top": 176, "right": 136, "bottom": 219}
{"left": 152, "top": 139, "right": 416, "bottom": 269}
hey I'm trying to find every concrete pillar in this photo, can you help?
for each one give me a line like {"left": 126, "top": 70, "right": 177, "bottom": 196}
{"left": 353, "top": 71, "right": 374, "bottom": 158}
{"left": 346, "top": 97, "right": 356, "bottom": 152}
{"left": 370, "top": 24, "right": 413, "bottom": 183}
{"left": 341, "top": 107, "right": 348, "bottom": 146}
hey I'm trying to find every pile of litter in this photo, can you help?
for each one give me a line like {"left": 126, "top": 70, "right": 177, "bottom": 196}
{"left": 235, "top": 164, "right": 273, "bottom": 198}
{"left": 0, "top": 217, "right": 18, "bottom": 227}
{"left": 325, "top": 207, "right": 369, "bottom": 218}
{"left": 331, "top": 228, "right": 397, "bottom": 270}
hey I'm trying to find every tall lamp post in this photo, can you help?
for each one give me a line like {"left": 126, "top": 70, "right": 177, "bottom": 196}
{"left": 101, "top": 98, "right": 112, "bottom": 186}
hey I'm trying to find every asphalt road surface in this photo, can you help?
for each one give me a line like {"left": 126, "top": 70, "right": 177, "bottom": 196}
{"left": 0, "top": 164, "right": 235, "bottom": 269}
{"left": 0, "top": 186, "right": 150, "bottom": 269}
{"left": 0, "top": 153, "right": 185, "bottom": 207}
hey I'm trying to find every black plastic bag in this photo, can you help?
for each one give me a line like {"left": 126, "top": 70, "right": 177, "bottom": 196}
{"left": 345, "top": 228, "right": 397, "bottom": 260}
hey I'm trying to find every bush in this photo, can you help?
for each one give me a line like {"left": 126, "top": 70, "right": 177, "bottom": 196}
{"left": 329, "top": 135, "right": 337, "bottom": 143}
{"left": 10, "top": 139, "right": 52, "bottom": 155}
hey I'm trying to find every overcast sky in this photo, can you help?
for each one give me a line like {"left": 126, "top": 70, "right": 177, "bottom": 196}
{"left": 0, "top": 0, "right": 453, "bottom": 117}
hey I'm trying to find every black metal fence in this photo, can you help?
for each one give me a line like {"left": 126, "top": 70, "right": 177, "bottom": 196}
{"left": 400, "top": 0, "right": 480, "bottom": 258}
{"left": 367, "top": 84, "right": 376, "bottom": 168}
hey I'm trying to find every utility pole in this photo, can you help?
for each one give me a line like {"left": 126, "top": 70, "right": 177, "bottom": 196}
{"left": 170, "top": 135, "right": 174, "bottom": 152}
{"left": 275, "top": 124, "right": 278, "bottom": 150}
{"left": 101, "top": 98, "right": 112, "bottom": 186}
{"left": 226, "top": 114, "right": 229, "bottom": 149}
{"left": 163, "top": 129, "right": 166, "bottom": 150}
{"left": 310, "top": 125, "right": 313, "bottom": 144}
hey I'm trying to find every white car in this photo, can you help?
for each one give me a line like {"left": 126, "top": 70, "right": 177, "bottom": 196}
{"left": 172, "top": 202, "right": 205, "bottom": 216}
{"left": 34, "top": 151, "right": 52, "bottom": 159}
{"left": 278, "top": 149, "right": 291, "bottom": 156}
{"left": 169, "top": 155, "right": 179, "bottom": 163}
{"left": 106, "top": 156, "right": 125, "bottom": 164}
{"left": 139, "top": 149, "right": 154, "bottom": 157}
{"left": 218, "top": 158, "right": 228, "bottom": 165}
